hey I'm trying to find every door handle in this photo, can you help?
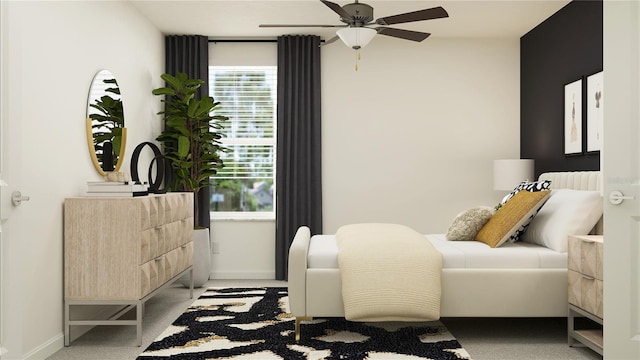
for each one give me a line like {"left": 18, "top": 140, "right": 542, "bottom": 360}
{"left": 608, "top": 190, "right": 634, "bottom": 205}
{"left": 11, "top": 191, "right": 30, "bottom": 206}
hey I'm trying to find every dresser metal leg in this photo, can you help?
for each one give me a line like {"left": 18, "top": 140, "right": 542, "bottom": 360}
{"left": 137, "top": 300, "right": 143, "bottom": 347}
{"left": 64, "top": 301, "right": 70, "bottom": 346}
{"left": 189, "top": 268, "right": 194, "bottom": 299}
{"left": 568, "top": 306, "right": 575, "bottom": 346}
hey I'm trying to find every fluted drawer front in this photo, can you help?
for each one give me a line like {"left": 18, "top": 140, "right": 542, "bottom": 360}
{"left": 568, "top": 269, "right": 603, "bottom": 319}
{"left": 140, "top": 256, "right": 165, "bottom": 298}
{"left": 596, "top": 280, "right": 603, "bottom": 318}
{"left": 140, "top": 260, "right": 156, "bottom": 298}
{"left": 140, "top": 229, "right": 151, "bottom": 264}
{"left": 165, "top": 193, "right": 192, "bottom": 222}
{"left": 581, "top": 240, "right": 603, "bottom": 280}
{"left": 156, "top": 195, "right": 166, "bottom": 225}
{"left": 139, "top": 195, "right": 193, "bottom": 264}
{"left": 157, "top": 256, "right": 168, "bottom": 287}
{"left": 65, "top": 193, "right": 194, "bottom": 301}
{"left": 165, "top": 248, "right": 178, "bottom": 283}
{"left": 568, "top": 237, "right": 581, "bottom": 273}
{"left": 165, "top": 194, "right": 178, "bottom": 223}
{"left": 140, "top": 227, "right": 163, "bottom": 264}
{"left": 162, "top": 241, "right": 194, "bottom": 284}
{"left": 153, "top": 226, "right": 166, "bottom": 259}
{"left": 568, "top": 235, "right": 603, "bottom": 280}
{"left": 179, "top": 242, "right": 194, "bottom": 275}
{"left": 181, "top": 218, "right": 194, "bottom": 246}
{"left": 568, "top": 270, "right": 581, "bottom": 308}
{"left": 164, "top": 221, "right": 179, "bottom": 254}
{"left": 567, "top": 235, "right": 603, "bottom": 319}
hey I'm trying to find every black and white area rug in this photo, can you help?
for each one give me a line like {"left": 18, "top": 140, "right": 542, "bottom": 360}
{"left": 137, "top": 287, "right": 471, "bottom": 359}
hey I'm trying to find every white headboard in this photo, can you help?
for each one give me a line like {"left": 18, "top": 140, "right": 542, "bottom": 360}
{"left": 538, "top": 171, "right": 601, "bottom": 191}
{"left": 538, "top": 171, "right": 603, "bottom": 234}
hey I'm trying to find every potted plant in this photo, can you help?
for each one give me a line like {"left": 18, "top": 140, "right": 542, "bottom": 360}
{"left": 153, "top": 72, "right": 228, "bottom": 286}
{"left": 153, "top": 72, "right": 228, "bottom": 226}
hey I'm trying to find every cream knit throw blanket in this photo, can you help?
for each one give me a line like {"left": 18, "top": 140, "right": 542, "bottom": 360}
{"left": 336, "top": 223, "right": 442, "bottom": 322}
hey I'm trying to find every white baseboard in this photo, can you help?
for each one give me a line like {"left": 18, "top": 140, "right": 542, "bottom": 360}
{"left": 209, "top": 271, "right": 275, "bottom": 280}
{"left": 23, "top": 333, "right": 64, "bottom": 360}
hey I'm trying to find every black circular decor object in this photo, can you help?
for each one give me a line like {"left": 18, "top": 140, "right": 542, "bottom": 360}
{"left": 130, "top": 142, "right": 169, "bottom": 194}
{"left": 148, "top": 155, "right": 171, "bottom": 194}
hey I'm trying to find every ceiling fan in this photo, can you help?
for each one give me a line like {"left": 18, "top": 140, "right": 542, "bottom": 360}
{"left": 259, "top": 0, "right": 449, "bottom": 50}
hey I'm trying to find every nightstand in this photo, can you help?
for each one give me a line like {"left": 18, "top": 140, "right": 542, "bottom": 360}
{"left": 567, "top": 234, "right": 603, "bottom": 355}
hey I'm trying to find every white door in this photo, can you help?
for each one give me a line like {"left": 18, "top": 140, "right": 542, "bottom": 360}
{"left": 0, "top": 0, "right": 5, "bottom": 355}
{"left": 603, "top": 1, "right": 640, "bottom": 358}
{"left": 0, "top": 0, "right": 5, "bottom": 357}
{"left": 0, "top": 1, "right": 18, "bottom": 358}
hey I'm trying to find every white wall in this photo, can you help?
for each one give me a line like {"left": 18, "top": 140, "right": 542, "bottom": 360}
{"left": 322, "top": 36, "right": 521, "bottom": 234}
{"left": 1, "top": 1, "right": 164, "bottom": 358}
{"left": 211, "top": 36, "right": 521, "bottom": 278}
{"left": 210, "top": 221, "right": 275, "bottom": 279}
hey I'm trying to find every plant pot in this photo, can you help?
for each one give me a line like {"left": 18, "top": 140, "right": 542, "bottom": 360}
{"left": 180, "top": 228, "right": 211, "bottom": 288}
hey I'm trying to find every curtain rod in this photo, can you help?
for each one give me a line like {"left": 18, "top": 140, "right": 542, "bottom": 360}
{"left": 208, "top": 39, "right": 325, "bottom": 43}
{"left": 209, "top": 39, "right": 276, "bottom": 43}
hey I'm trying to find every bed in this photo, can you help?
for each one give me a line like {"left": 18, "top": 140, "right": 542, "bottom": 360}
{"left": 287, "top": 171, "right": 603, "bottom": 340}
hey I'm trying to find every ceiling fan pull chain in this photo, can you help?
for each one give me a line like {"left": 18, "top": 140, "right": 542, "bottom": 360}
{"left": 355, "top": 50, "right": 361, "bottom": 71}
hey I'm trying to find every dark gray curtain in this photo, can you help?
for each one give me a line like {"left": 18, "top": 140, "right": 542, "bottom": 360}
{"left": 165, "top": 35, "right": 210, "bottom": 229}
{"left": 275, "top": 35, "right": 323, "bottom": 280}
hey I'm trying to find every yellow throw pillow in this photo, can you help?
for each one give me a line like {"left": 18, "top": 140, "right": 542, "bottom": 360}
{"left": 476, "top": 189, "right": 551, "bottom": 248}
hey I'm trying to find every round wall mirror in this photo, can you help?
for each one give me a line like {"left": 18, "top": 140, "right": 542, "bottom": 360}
{"left": 86, "top": 69, "right": 127, "bottom": 176}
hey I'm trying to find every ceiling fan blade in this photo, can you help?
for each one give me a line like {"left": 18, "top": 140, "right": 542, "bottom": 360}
{"left": 376, "top": 27, "right": 431, "bottom": 42}
{"left": 376, "top": 6, "right": 449, "bottom": 26}
{"left": 320, "top": 0, "right": 353, "bottom": 21}
{"left": 259, "top": 24, "right": 345, "bottom": 28}
{"left": 320, "top": 35, "right": 340, "bottom": 47}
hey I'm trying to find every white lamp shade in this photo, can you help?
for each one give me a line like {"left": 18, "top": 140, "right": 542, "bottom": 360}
{"left": 493, "top": 159, "right": 535, "bottom": 191}
{"left": 336, "top": 27, "right": 377, "bottom": 49}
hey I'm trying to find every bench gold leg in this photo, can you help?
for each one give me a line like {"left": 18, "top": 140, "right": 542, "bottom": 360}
{"left": 295, "top": 316, "right": 313, "bottom": 342}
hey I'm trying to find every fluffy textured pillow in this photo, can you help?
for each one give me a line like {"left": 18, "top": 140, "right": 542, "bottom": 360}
{"left": 476, "top": 189, "right": 551, "bottom": 248}
{"left": 445, "top": 207, "right": 495, "bottom": 241}
{"left": 521, "top": 189, "right": 603, "bottom": 252}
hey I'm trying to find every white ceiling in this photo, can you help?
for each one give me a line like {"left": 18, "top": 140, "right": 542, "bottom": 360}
{"left": 128, "top": 0, "right": 571, "bottom": 41}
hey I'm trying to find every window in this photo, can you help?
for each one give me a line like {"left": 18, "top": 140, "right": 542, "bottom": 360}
{"left": 209, "top": 66, "right": 277, "bottom": 219}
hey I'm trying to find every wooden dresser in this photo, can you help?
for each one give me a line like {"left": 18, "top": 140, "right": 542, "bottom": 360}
{"left": 567, "top": 234, "right": 603, "bottom": 355}
{"left": 63, "top": 193, "right": 194, "bottom": 346}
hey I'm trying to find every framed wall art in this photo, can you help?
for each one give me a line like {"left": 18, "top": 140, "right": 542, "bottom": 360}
{"left": 564, "top": 78, "right": 583, "bottom": 155}
{"left": 586, "top": 71, "right": 603, "bottom": 152}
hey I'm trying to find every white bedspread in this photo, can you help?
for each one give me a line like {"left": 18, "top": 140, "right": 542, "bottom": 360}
{"left": 308, "top": 234, "right": 566, "bottom": 269}
{"left": 336, "top": 223, "right": 442, "bottom": 322}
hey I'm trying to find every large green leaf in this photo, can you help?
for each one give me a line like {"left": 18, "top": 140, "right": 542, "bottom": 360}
{"left": 177, "top": 135, "right": 190, "bottom": 158}
{"left": 152, "top": 88, "right": 176, "bottom": 96}
{"left": 161, "top": 73, "right": 183, "bottom": 91}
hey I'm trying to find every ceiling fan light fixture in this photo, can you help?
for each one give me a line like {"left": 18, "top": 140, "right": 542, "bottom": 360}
{"left": 336, "top": 27, "right": 377, "bottom": 50}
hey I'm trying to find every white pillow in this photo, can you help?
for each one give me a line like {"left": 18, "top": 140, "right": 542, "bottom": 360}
{"left": 521, "top": 189, "right": 603, "bottom": 252}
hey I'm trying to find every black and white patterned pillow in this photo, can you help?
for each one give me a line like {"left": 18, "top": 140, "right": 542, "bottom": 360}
{"left": 500, "top": 179, "right": 552, "bottom": 242}
{"left": 500, "top": 179, "right": 552, "bottom": 205}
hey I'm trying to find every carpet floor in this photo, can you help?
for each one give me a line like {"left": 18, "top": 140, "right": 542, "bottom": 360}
{"left": 136, "top": 287, "right": 471, "bottom": 359}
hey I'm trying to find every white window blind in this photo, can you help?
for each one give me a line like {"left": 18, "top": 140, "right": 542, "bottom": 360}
{"left": 209, "top": 66, "right": 277, "bottom": 218}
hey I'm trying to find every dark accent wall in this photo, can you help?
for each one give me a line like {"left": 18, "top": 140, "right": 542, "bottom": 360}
{"left": 521, "top": 0, "right": 602, "bottom": 177}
